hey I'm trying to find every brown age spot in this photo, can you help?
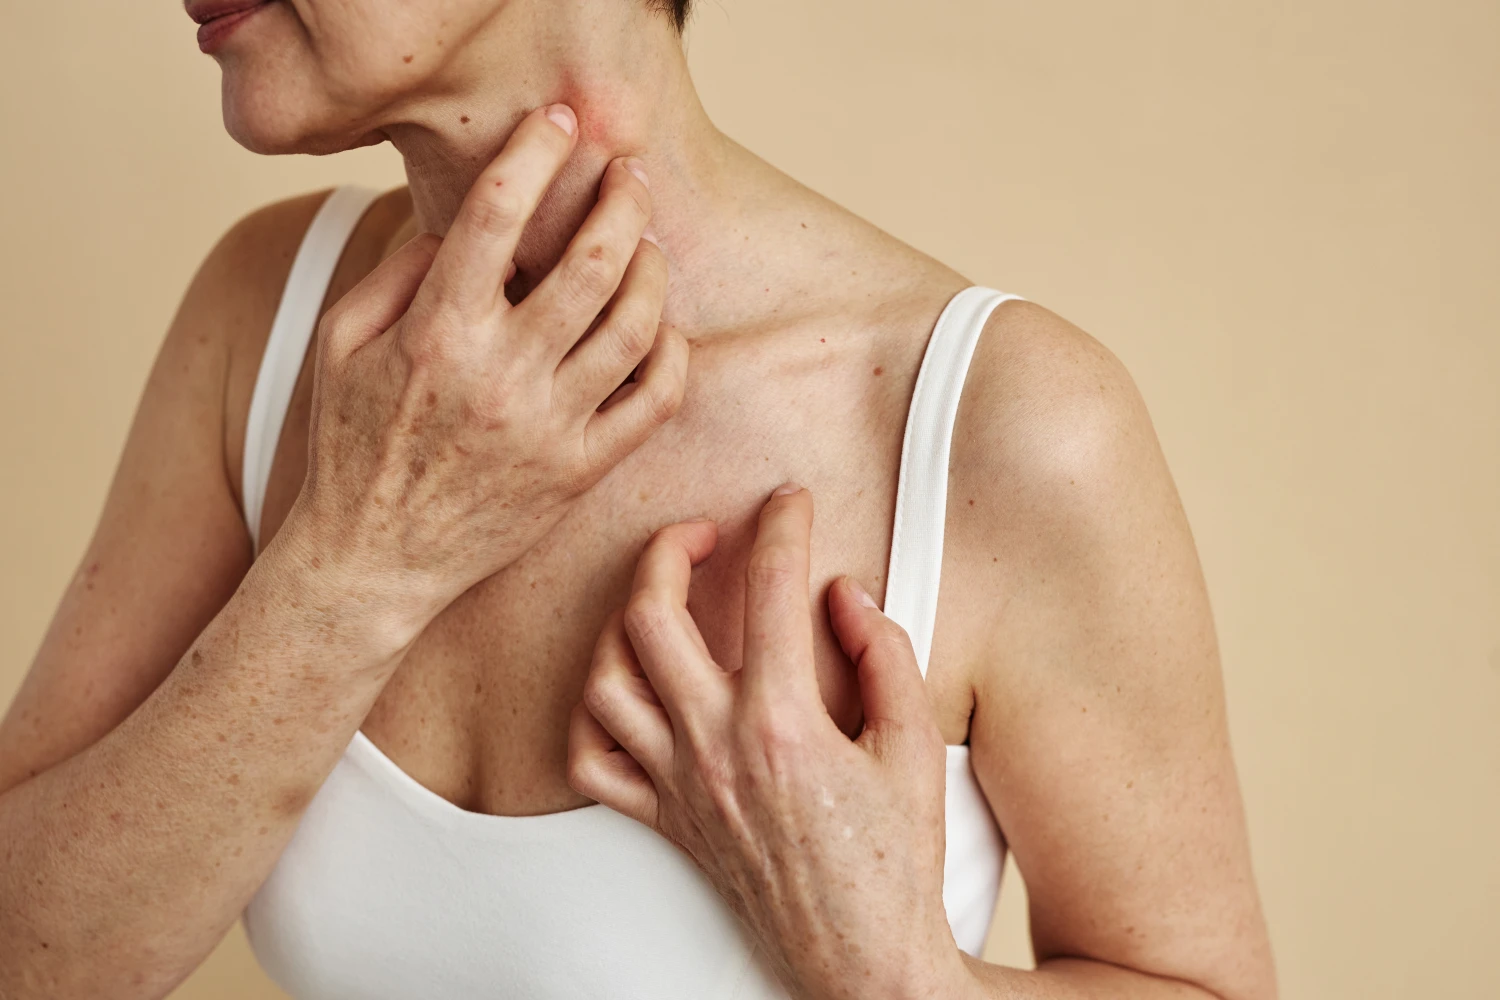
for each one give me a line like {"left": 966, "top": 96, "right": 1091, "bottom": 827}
{"left": 410, "top": 457, "right": 428, "bottom": 481}
{"left": 192, "top": 649, "right": 203, "bottom": 666}
{"left": 227, "top": 773, "right": 241, "bottom": 786}
{"left": 460, "top": 115, "right": 470, "bottom": 124}
{"left": 425, "top": 391, "right": 438, "bottom": 407}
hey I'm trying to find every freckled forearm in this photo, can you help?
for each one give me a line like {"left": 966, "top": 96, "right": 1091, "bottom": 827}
{"left": 0, "top": 546, "right": 416, "bottom": 1000}
{"left": 951, "top": 954, "right": 1251, "bottom": 1000}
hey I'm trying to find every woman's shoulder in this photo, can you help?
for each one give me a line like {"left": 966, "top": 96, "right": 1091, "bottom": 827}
{"left": 204, "top": 186, "right": 412, "bottom": 502}
{"left": 205, "top": 185, "right": 411, "bottom": 371}
{"left": 944, "top": 295, "right": 1175, "bottom": 600}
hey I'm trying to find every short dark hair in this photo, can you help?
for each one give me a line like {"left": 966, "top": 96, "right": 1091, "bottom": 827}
{"left": 656, "top": 0, "right": 691, "bottom": 31}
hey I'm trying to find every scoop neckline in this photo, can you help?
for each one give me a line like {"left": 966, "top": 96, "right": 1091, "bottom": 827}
{"left": 348, "top": 728, "right": 973, "bottom": 829}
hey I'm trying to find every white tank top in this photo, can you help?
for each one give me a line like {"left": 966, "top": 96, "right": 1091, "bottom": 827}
{"left": 241, "top": 185, "right": 1020, "bottom": 999}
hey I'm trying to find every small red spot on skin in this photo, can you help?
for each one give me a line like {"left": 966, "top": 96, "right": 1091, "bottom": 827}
{"left": 403, "top": 54, "right": 414, "bottom": 63}
{"left": 820, "top": 338, "right": 826, "bottom": 343}
{"left": 495, "top": 180, "right": 503, "bottom": 187}
{"left": 873, "top": 366, "right": 884, "bottom": 376}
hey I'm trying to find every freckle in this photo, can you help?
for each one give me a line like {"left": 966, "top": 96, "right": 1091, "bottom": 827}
{"left": 968, "top": 498, "right": 975, "bottom": 506}
{"left": 311, "top": 557, "right": 322, "bottom": 569}
{"left": 474, "top": 682, "right": 482, "bottom": 695}
{"left": 258, "top": 826, "right": 269, "bottom": 835}
{"left": 217, "top": 733, "right": 227, "bottom": 743}
{"left": 192, "top": 650, "right": 203, "bottom": 666}
{"left": 403, "top": 54, "right": 414, "bottom": 63}
{"left": 234, "top": 846, "right": 244, "bottom": 857}
{"left": 1081, "top": 706, "right": 1088, "bottom": 713}
{"left": 460, "top": 115, "right": 470, "bottom": 124}
{"left": 1126, "top": 781, "right": 1134, "bottom": 789}
{"left": 425, "top": 391, "right": 437, "bottom": 406}
{"left": 872, "top": 366, "right": 883, "bottom": 376}
{"left": 249, "top": 696, "right": 259, "bottom": 706}
{"left": 228, "top": 773, "right": 241, "bottom": 786}
{"left": 272, "top": 717, "right": 285, "bottom": 726}
{"left": 800, "top": 222, "right": 808, "bottom": 229}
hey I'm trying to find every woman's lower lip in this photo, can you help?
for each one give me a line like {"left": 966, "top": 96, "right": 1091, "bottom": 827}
{"left": 197, "top": 1, "right": 273, "bottom": 54}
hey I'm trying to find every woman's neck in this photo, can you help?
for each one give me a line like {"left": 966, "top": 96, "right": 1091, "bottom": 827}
{"left": 376, "top": 0, "right": 805, "bottom": 332}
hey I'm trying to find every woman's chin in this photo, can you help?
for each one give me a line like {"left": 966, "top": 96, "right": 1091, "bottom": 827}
{"left": 221, "top": 84, "right": 376, "bottom": 156}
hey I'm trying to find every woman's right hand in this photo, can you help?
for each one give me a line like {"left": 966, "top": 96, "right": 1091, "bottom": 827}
{"left": 274, "top": 104, "right": 686, "bottom": 645}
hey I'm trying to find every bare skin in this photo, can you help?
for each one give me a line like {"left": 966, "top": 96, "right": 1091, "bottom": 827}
{"left": 0, "top": 0, "right": 1274, "bottom": 998}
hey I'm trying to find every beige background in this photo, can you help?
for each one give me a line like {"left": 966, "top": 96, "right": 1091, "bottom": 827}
{"left": 1, "top": 1, "right": 1496, "bottom": 997}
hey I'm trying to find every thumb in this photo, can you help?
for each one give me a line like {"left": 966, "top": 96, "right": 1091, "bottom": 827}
{"left": 828, "top": 576, "right": 939, "bottom": 762}
{"left": 318, "top": 232, "right": 442, "bottom": 362}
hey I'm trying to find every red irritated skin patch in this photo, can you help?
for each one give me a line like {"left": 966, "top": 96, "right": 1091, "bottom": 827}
{"left": 508, "top": 73, "right": 654, "bottom": 287}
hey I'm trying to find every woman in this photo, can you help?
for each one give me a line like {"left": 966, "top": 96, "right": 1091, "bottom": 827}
{"left": 0, "top": 0, "right": 1275, "bottom": 997}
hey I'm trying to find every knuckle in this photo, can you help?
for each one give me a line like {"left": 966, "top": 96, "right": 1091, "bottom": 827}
{"left": 580, "top": 667, "right": 620, "bottom": 719}
{"left": 466, "top": 186, "right": 528, "bottom": 236}
{"left": 397, "top": 326, "right": 449, "bottom": 370}
{"left": 566, "top": 752, "right": 602, "bottom": 799}
{"left": 689, "top": 752, "right": 734, "bottom": 795}
{"left": 870, "top": 625, "right": 915, "bottom": 662}
{"left": 744, "top": 544, "right": 801, "bottom": 591}
{"left": 748, "top": 708, "right": 806, "bottom": 758}
{"left": 608, "top": 311, "right": 657, "bottom": 366}
{"left": 639, "top": 363, "right": 686, "bottom": 426}
{"left": 560, "top": 246, "right": 622, "bottom": 305}
{"left": 622, "top": 592, "right": 672, "bottom": 643}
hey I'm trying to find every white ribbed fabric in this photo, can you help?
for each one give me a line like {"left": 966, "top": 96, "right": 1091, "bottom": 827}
{"left": 242, "top": 185, "right": 382, "bottom": 554}
{"left": 242, "top": 186, "right": 1018, "bottom": 999}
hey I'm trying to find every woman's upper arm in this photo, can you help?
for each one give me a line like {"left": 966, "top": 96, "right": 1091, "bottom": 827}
{"left": 952, "top": 303, "right": 1276, "bottom": 999}
{"left": 0, "top": 193, "right": 325, "bottom": 795}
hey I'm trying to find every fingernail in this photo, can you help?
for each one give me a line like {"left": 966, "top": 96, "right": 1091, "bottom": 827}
{"left": 623, "top": 157, "right": 650, "bottom": 188}
{"left": 848, "top": 578, "right": 880, "bottom": 610}
{"left": 503, "top": 260, "right": 517, "bottom": 284}
{"left": 545, "top": 104, "right": 576, "bottom": 136}
{"left": 772, "top": 482, "right": 803, "bottom": 497}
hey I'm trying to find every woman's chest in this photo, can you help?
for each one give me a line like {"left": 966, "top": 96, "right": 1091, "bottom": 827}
{"left": 255, "top": 334, "right": 979, "bottom": 818}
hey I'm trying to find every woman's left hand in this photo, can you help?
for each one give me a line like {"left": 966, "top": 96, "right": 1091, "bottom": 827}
{"left": 568, "top": 485, "right": 974, "bottom": 1000}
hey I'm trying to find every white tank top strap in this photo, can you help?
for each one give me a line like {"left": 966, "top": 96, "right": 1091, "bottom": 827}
{"left": 242, "top": 185, "right": 382, "bottom": 554}
{"left": 882, "top": 286, "right": 1024, "bottom": 678}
